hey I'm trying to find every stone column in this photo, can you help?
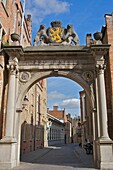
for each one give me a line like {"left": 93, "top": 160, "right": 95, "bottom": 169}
{"left": 0, "top": 57, "right": 19, "bottom": 169}
{"left": 44, "top": 123, "right": 48, "bottom": 147}
{"left": 4, "top": 57, "right": 18, "bottom": 141}
{"left": 14, "top": 71, "right": 19, "bottom": 138}
{"left": 96, "top": 64, "right": 109, "bottom": 140}
{"left": 95, "top": 77, "right": 100, "bottom": 138}
{"left": 93, "top": 45, "right": 113, "bottom": 169}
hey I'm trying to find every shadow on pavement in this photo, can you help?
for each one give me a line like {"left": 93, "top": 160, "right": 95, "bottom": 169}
{"left": 20, "top": 144, "right": 98, "bottom": 169}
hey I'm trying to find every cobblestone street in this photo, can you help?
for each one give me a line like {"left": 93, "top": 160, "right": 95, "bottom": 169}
{"left": 13, "top": 144, "right": 98, "bottom": 170}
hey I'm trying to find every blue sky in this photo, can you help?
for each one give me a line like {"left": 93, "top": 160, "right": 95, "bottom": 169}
{"left": 47, "top": 77, "right": 82, "bottom": 117}
{"left": 25, "top": 0, "right": 113, "bottom": 117}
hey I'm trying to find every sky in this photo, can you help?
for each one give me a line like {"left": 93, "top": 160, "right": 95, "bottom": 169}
{"left": 24, "top": 0, "right": 113, "bottom": 117}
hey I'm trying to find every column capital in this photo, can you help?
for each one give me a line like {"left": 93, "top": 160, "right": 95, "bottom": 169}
{"left": 96, "top": 64, "right": 106, "bottom": 74}
{"left": 7, "top": 57, "right": 19, "bottom": 75}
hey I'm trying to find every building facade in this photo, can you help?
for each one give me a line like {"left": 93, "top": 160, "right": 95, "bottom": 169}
{"left": 79, "top": 90, "right": 93, "bottom": 147}
{"left": 102, "top": 13, "right": 113, "bottom": 140}
{"left": 48, "top": 106, "right": 74, "bottom": 144}
{"left": 0, "top": 0, "right": 47, "bottom": 156}
{"left": 72, "top": 116, "right": 82, "bottom": 144}
{"left": 47, "top": 113, "right": 65, "bottom": 146}
{"left": 21, "top": 80, "right": 47, "bottom": 155}
{"left": 48, "top": 106, "right": 67, "bottom": 123}
{"left": 0, "top": 0, "right": 32, "bottom": 138}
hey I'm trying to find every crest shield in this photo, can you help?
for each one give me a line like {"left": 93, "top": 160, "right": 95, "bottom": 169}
{"left": 48, "top": 27, "right": 64, "bottom": 43}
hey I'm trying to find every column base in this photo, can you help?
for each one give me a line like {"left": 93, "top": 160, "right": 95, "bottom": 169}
{"left": 96, "top": 138, "right": 113, "bottom": 170}
{"left": 0, "top": 136, "right": 17, "bottom": 143}
{"left": 0, "top": 139, "right": 17, "bottom": 169}
{"left": 93, "top": 140, "right": 98, "bottom": 167}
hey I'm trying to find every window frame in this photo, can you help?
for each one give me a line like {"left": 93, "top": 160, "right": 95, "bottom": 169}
{"left": 1, "top": 0, "right": 9, "bottom": 16}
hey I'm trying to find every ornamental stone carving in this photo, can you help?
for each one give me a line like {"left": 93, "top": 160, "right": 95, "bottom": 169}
{"left": 19, "top": 72, "right": 31, "bottom": 82}
{"left": 82, "top": 71, "right": 94, "bottom": 82}
{"left": 7, "top": 57, "right": 18, "bottom": 75}
{"left": 34, "top": 21, "right": 79, "bottom": 46}
{"left": 96, "top": 64, "right": 106, "bottom": 74}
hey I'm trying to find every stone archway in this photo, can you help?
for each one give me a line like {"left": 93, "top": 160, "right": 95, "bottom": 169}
{"left": 0, "top": 44, "right": 113, "bottom": 169}
{"left": 17, "top": 70, "right": 91, "bottom": 109}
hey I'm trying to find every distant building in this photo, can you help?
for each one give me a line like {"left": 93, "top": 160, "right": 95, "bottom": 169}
{"left": 65, "top": 114, "right": 72, "bottom": 143}
{"left": 79, "top": 90, "right": 93, "bottom": 146}
{"left": 47, "top": 113, "right": 65, "bottom": 146}
{"left": 48, "top": 106, "right": 67, "bottom": 123}
{"left": 72, "top": 116, "right": 81, "bottom": 144}
{"left": 48, "top": 106, "right": 74, "bottom": 144}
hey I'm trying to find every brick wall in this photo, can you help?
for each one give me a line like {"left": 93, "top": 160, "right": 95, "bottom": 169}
{"left": 104, "top": 13, "right": 113, "bottom": 139}
{"left": 0, "top": 0, "right": 32, "bottom": 46}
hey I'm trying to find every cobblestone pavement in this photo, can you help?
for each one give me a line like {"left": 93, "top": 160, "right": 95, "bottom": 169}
{"left": 13, "top": 144, "right": 99, "bottom": 170}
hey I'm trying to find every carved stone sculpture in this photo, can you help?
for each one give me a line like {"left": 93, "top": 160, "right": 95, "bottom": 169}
{"left": 34, "top": 25, "right": 49, "bottom": 46}
{"left": 63, "top": 24, "right": 79, "bottom": 45}
{"left": 34, "top": 21, "right": 80, "bottom": 46}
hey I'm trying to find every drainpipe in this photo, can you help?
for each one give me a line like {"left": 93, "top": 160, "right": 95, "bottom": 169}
{"left": 20, "top": 0, "right": 26, "bottom": 46}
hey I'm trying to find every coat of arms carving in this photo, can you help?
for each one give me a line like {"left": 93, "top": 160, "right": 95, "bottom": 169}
{"left": 34, "top": 21, "right": 80, "bottom": 46}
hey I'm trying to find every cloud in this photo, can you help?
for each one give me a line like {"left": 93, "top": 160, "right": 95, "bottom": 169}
{"left": 59, "top": 98, "right": 80, "bottom": 109}
{"left": 48, "top": 91, "right": 66, "bottom": 100}
{"left": 25, "top": 0, "right": 70, "bottom": 25}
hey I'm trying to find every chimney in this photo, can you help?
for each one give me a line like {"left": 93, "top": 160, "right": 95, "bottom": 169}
{"left": 47, "top": 108, "right": 49, "bottom": 113}
{"left": 86, "top": 33, "right": 93, "bottom": 46}
{"left": 53, "top": 106, "right": 58, "bottom": 111}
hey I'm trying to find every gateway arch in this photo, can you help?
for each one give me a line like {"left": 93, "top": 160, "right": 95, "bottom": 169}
{"left": 0, "top": 21, "right": 113, "bottom": 169}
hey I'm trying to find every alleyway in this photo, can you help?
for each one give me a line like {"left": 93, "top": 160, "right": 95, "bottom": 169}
{"left": 13, "top": 144, "right": 98, "bottom": 170}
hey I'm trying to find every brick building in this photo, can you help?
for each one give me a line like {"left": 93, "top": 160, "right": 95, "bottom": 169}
{"left": 84, "top": 13, "right": 113, "bottom": 140}
{"left": 21, "top": 80, "right": 47, "bottom": 155}
{"left": 48, "top": 106, "right": 67, "bottom": 123}
{"left": 0, "top": 0, "right": 47, "bottom": 156}
{"left": 48, "top": 106, "right": 74, "bottom": 144}
{"left": 0, "top": 0, "right": 32, "bottom": 138}
{"left": 102, "top": 13, "right": 113, "bottom": 139}
{"left": 0, "top": 0, "right": 32, "bottom": 47}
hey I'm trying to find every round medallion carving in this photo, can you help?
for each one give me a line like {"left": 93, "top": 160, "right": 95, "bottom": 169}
{"left": 20, "top": 72, "right": 31, "bottom": 82}
{"left": 82, "top": 71, "right": 93, "bottom": 82}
